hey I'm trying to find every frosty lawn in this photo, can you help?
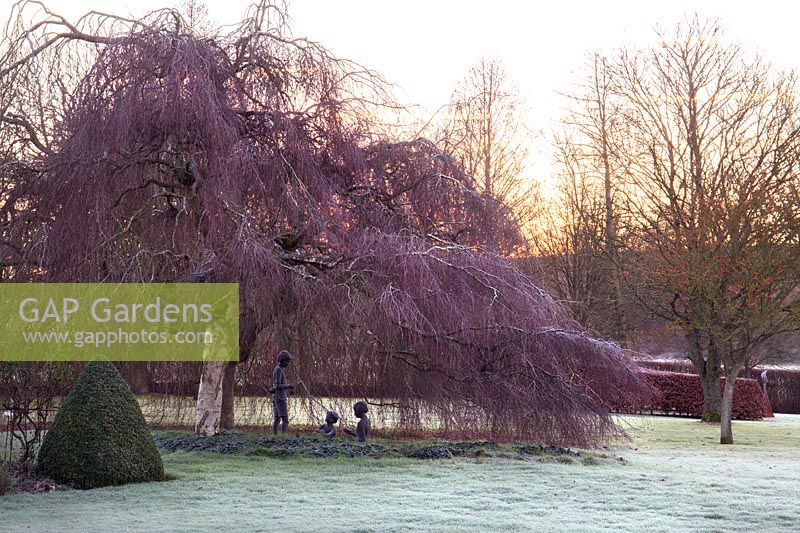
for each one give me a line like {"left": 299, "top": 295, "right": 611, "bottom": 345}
{"left": 2, "top": 415, "right": 798, "bottom": 532}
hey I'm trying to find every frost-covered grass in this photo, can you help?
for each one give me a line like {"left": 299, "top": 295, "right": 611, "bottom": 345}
{"left": 1, "top": 415, "right": 798, "bottom": 532}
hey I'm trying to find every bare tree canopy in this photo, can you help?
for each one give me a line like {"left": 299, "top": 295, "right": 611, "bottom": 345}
{"left": 0, "top": 1, "right": 648, "bottom": 444}
{"left": 538, "top": 53, "right": 629, "bottom": 341}
{"left": 435, "top": 58, "right": 539, "bottom": 253}
{"left": 535, "top": 135, "right": 616, "bottom": 336}
{"left": 568, "top": 16, "right": 800, "bottom": 443}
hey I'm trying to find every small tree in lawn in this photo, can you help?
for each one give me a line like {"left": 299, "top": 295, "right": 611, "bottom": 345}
{"left": 611, "top": 17, "right": 800, "bottom": 442}
{"left": 2, "top": 1, "right": 649, "bottom": 445}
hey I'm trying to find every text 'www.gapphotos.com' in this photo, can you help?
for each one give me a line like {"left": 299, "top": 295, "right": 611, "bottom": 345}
{"left": 22, "top": 329, "right": 215, "bottom": 348}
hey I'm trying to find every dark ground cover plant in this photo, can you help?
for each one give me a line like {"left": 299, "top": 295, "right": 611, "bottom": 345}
{"left": 0, "top": 464, "right": 64, "bottom": 496}
{"left": 152, "top": 430, "right": 609, "bottom": 465}
{"left": 0, "top": 461, "right": 12, "bottom": 495}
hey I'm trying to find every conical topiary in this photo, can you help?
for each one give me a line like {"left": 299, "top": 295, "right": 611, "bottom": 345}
{"left": 36, "top": 361, "right": 164, "bottom": 489}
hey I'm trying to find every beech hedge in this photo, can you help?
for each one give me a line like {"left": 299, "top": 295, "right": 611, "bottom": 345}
{"left": 626, "top": 369, "right": 768, "bottom": 420}
{"left": 635, "top": 359, "right": 800, "bottom": 414}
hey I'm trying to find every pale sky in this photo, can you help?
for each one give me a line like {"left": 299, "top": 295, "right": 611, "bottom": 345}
{"left": 13, "top": 0, "right": 800, "bottom": 191}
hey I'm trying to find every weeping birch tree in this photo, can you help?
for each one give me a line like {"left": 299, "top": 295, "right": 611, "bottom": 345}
{"left": 1, "top": 1, "right": 649, "bottom": 444}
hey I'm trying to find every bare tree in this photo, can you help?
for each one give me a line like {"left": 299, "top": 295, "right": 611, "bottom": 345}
{"left": 435, "top": 58, "right": 539, "bottom": 253}
{"left": 541, "top": 54, "right": 630, "bottom": 341}
{"left": 613, "top": 16, "right": 800, "bottom": 443}
{"left": 535, "top": 137, "right": 616, "bottom": 337}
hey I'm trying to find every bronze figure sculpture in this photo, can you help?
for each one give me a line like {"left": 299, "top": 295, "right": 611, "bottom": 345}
{"left": 343, "top": 401, "right": 371, "bottom": 442}
{"left": 271, "top": 350, "right": 294, "bottom": 435}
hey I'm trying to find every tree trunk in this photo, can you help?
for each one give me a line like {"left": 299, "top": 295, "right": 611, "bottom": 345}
{"left": 699, "top": 370, "right": 722, "bottom": 422}
{"left": 217, "top": 318, "right": 257, "bottom": 432}
{"left": 686, "top": 329, "right": 722, "bottom": 422}
{"left": 220, "top": 362, "right": 237, "bottom": 430}
{"left": 127, "top": 362, "right": 150, "bottom": 395}
{"left": 597, "top": 54, "right": 625, "bottom": 345}
{"left": 720, "top": 374, "right": 737, "bottom": 444}
{"left": 195, "top": 361, "right": 226, "bottom": 436}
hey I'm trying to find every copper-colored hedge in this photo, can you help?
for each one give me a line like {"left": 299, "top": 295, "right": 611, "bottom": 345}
{"left": 636, "top": 359, "right": 800, "bottom": 414}
{"left": 633, "top": 369, "right": 768, "bottom": 419}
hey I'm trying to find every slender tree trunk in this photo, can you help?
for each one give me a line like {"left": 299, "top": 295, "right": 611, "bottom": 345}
{"left": 602, "top": 137, "right": 625, "bottom": 344}
{"left": 720, "top": 373, "right": 737, "bottom": 444}
{"left": 217, "top": 318, "right": 258, "bottom": 433}
{"left": 700, "top": 371, "right": 722, "bottom": 422}
{"left": 220, "top": 362, "right": 237, "bottom": 430}
{"left": 686, "top": 329, "right": 722, "bottom": 422}
{"left": 596, "top": 53, "right": 625, "bottom": 344}
{"left": 127, "top": 362, "right": 150, "bottom": 395}
{"left": 195, "top": 361, "right": 226, "bottom": 436}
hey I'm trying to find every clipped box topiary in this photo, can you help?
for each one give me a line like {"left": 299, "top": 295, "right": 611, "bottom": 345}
{"left": 36, "top": 361, "right": 164, "bottom": 489}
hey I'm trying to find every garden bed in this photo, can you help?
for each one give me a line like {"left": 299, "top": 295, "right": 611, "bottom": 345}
{"left": 153, "top": 430, "right": 606, "bottom": 464}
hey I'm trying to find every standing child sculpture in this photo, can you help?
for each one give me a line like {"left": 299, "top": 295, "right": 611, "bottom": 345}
{"left": 343, "top": 401, "right": 371, "bottom": 443}
{"left": 271, "top": 350, "right": 294, "bottom": 435}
